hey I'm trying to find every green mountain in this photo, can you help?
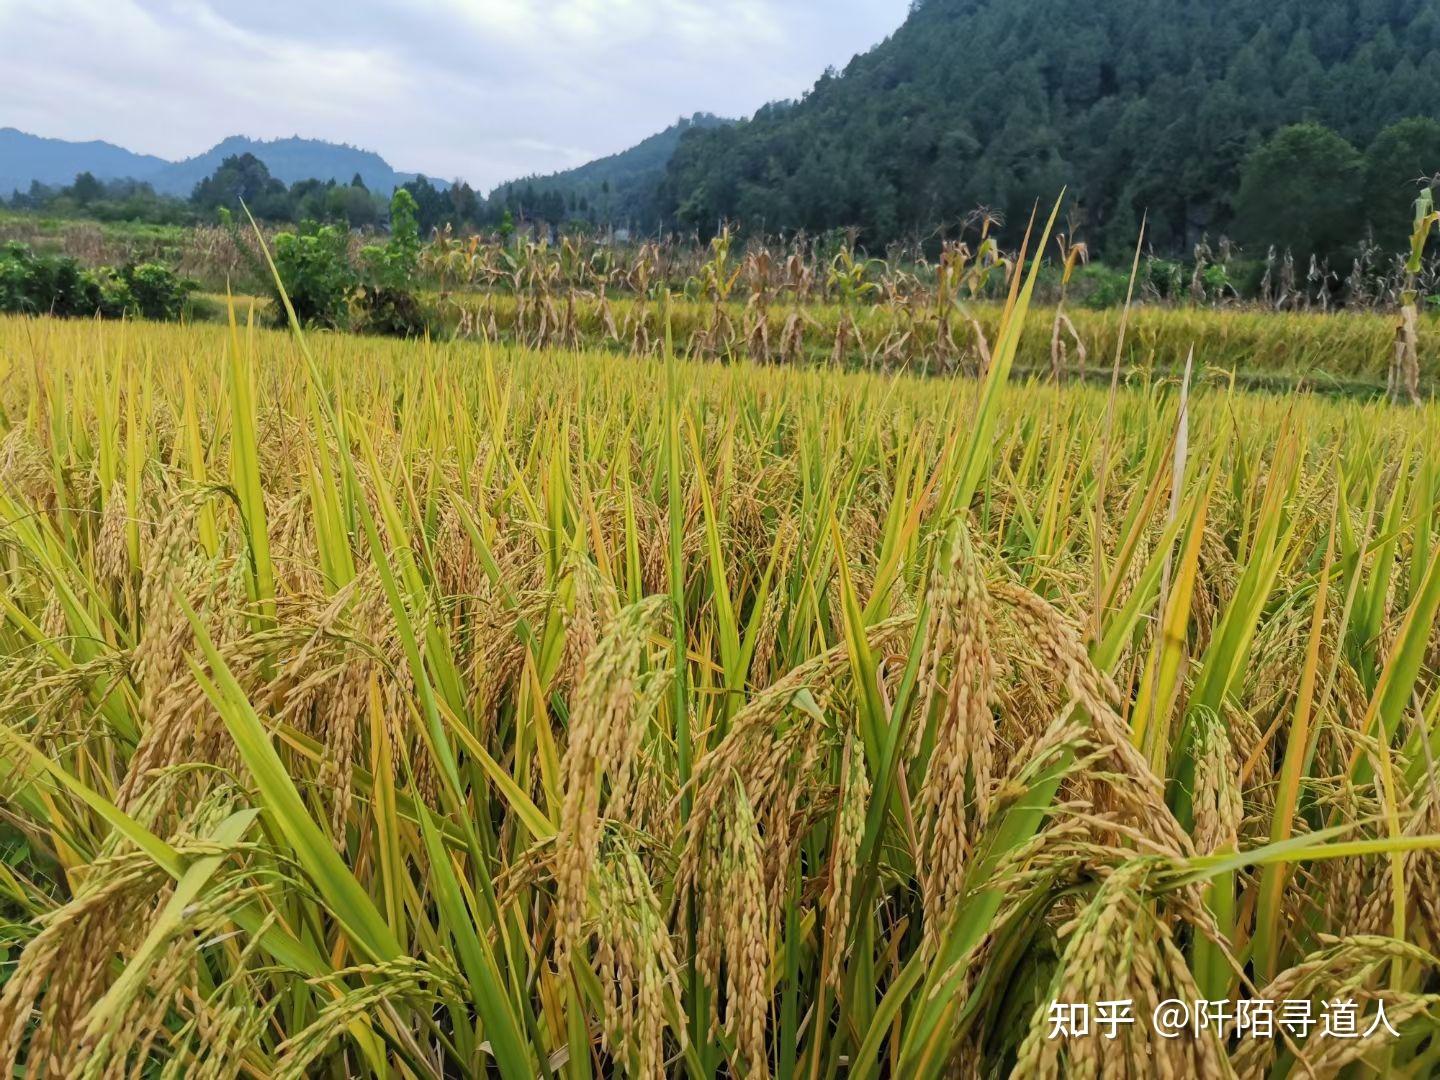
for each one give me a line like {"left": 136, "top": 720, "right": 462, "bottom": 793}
{"left": 487, "top": 114, "right": 730, "bottom": 232}
{"left": 659, "top": 0, "right": 1440, "bottom": 254}
{"left": 1, "top": 130, "right": 424, "bottom": 199}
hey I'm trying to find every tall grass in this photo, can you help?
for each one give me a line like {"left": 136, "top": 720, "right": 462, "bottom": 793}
{"left": 1, "top": 290, "right": 1440, "bottom": 1077}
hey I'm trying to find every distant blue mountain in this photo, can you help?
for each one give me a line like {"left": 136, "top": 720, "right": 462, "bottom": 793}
{"left": 149, "top": 135, "right": 422, "bottom": 196}
{"left": 0, "top": 127, "right": 167, "bottom": 196}
{"left": 1, "top": 129, "right": 426, "bottom": 198}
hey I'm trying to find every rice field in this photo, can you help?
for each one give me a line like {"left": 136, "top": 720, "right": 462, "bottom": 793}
{"left": 2, "top": 251, "right": 1440, "bottom": 1078}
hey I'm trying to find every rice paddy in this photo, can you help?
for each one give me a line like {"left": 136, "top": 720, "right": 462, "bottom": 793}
{"left": 2, "top": 242, "right": 1440, "bottom": 1077}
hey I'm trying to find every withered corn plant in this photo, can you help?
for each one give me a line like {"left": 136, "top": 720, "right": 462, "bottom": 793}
{"left": 452, "top": 289, "right": 1437, "bottom": 391}
{"left": 1390, "top": 188, "right": 1439, "bottom": 406}
{"left": 2, "top": 202, "right": 1440, "bottom": 1078}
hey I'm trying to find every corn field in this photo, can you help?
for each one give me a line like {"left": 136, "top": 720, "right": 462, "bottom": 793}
{"left": 444, "top": 290, "right": 1439, "bottom": 390}
{"left": 426, "top": 226, "right": 1439, "bottom": 389}
{"left": 3, "top": 228, "right": 1440, "bottom": 1078}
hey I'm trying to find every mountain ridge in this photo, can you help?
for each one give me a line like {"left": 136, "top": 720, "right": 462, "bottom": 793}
{"left": 485, "top": 113, "right": 732, "bottom": 231}
{"left": 153, "top": 135, "right": 422, "bottom": 196}
{"left": 0, "top": 127, "right": 168, "bottom": 197}
{"left": 1, "top": 130, "right": 429, "bottom": 198}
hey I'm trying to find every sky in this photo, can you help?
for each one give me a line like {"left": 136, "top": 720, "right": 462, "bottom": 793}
{"left": 0, "top": 0, "right": 912, "bottom": 192}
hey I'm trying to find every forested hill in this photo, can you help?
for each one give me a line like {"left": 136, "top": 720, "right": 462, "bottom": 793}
{"left": 659, "top": 0, "right": 1440, "bottom": 256}
{"left": 486, "top": 114, "right": 730, "bottom": 232}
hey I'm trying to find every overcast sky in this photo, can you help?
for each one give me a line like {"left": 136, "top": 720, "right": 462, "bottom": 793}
{"left": 0, "top": 0, "right": 911, "bottom": 192}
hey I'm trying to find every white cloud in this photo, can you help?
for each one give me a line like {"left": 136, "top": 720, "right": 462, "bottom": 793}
{"left": 0, "top": 0, "right": 910, "bottom": 190}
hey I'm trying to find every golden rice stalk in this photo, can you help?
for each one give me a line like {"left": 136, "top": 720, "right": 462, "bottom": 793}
{"left": 914, "top": 517, "right": 996, "bottom": 930}
{"left": 554, "top": 595, "right": 669, "bottom": 967}
{"left": 1012, "top": 862, "right": 1227, "bottom": 1079}
{"left": 590, "top": 838, "right": 686, "bottom": 1079}
{"left": 820, "top": 733, "right": 869, "bottom": 996}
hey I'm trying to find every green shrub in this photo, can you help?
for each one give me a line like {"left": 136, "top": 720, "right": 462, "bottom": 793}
{"left": 219, "top": 194, "right": 429, "bottom": 336}
{"left": 354, "top": 285, "right": 430, "bottom": 337}
{"left": 1072, "top": 263, "right": 1133, "bottom": 309}
{"left": 0, "top": 243, "right": 36, "bottom": 312}
{"left": 118, "top": 263, "right": 196, "bottom": 321}
{"left": 270, "top": 223, "right": 355, "bottom": 329}
{"left": 0, "top": 242, "right": 116, "bottom": 318}
{"left": 361, "top": 189, "right": 421, "bottom": 291}
{"left": 0, "top": 242, "right": 196, "bottom": 321}
{"left": 1143, "top": 257, "right": 1186, "bottom": 300}
{"left": 355, "top": 190, "right": 430, "bottom": 337}
{"left": 1225, "top": 258, "right": 1267, "bottom": 300}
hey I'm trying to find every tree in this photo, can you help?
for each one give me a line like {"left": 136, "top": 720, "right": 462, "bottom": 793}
{"left": 288, "top": 178, "right": 330, "bottom": 222}
{"left": 356, "top": 189, "right": 428, "bottom": 336}
{"left": 331, "top": 184, "right": 378, "bottom": 229}
{"left": 191, "top": 154, "right": 290, "bottom": 219}
{"left": 401, "top": 176, "right": 448, "bottom": 235}
{"left": 1234, "top": 123, "right": 1363, "bottom": 260}
{"left": 539, "top": 190, "right": 566, "bottom": 224}
{"left": 448, "top": 181, "right": 479, "bottom": 226}
{"left": 365, "top": 188, "right": 421, "bottom": 288}
{"left": 1362, "top": 116, "right": 1440, "bottom": 249}
{"left": 68, "top": 172, "right": 104, "bottom": 206}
